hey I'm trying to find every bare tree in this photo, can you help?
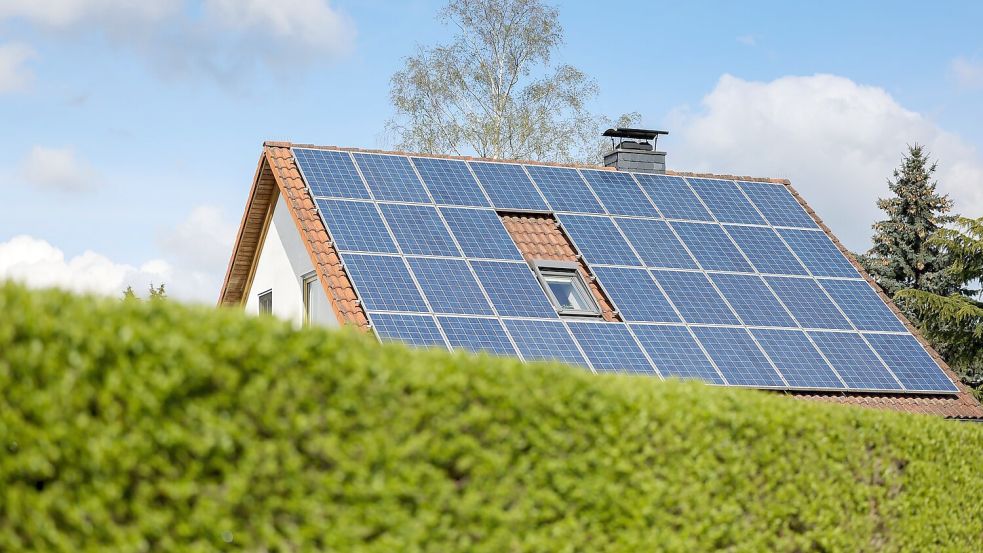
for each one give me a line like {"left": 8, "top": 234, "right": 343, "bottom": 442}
{"left": 388, "top": 0, "right": 631, "bottom": 165}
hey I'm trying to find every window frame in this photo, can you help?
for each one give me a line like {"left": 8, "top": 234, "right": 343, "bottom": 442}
{"left": 530, "top": 260, "right": 602, "bottom": 317}
{"left": 258, "top": 289, "right": 273, "bottom": 315}
{"left": 302, "top": 272, "right": 319, "bottom": 326}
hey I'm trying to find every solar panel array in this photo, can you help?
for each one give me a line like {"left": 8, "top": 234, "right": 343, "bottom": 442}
{"left": 293, "top": 148, "right": 958, "bottom": 394}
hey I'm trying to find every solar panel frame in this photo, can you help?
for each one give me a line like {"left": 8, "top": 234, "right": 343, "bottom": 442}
{"left": 634, "top": 173, "right": 714, "bottom": 221}
{"left": 567, "top": 321, "right": 657, "bottom": 375}
{"left": 438, "top": 316, "right": 519, "bottom": 356}
{"left": 352, "top": 152, "right": 432, "bottom": 203}
{"left": 630, "top": 324, "right": 725, "bottom": 384}
{"left": 341, "top": 253, "right": 430, "bottom": 313}
{"left": 778, "top": 229, "right": 861, "bottom": 278}
{"left": 592, "top": 266, "right": 681, "bottom": 323}
{"left": 557, "top": 214, "right": 642, "bottom": 267}
{"left": 370, "top": 313, "right": 448, "bottom": 348}
{"left": 503, "top": 318, "right": 590, "bottom": 367}
{"left": 765, "top": 276, "right": 853, "bottom": 330}
{"left": 807, "top": 331, "right": 903, "bottom": 391}
{"left": 410, "top": 156, "right": 491, "bottom": 207}
{"left": 468, "top": 161, "right": 549, "bottom": 211}
{"left": 439, "top": 207, "right": 524, "bottom": 261}
{"left": 469, "top": 261, "right": 559, "bottom": 318}
{"left": 614, "top": 217, "right": 698, "bottom": 270}
{"left": 690, "top": 326, "right": 786, "bottom": 388}
{"left": 709, "top": 273, "right": 798, "bottom": 328}
{"left": 379, "top": 203, "right": 462, "bottom": 257}
{"left": 737, "top": 180, "right": 819, "bottom": 229}
{"left": 724, "top": 225, "right": 809, "bottom": 276}
{"left": 687, "top": 177, "right": 767, "bottom": 225}
{"left": 651, "top": 269, "right": 741, "bottom": 325}
{"left": 670, "top": 222, "right": 754, "bottom": 273}
{"left": 407, "top": 257, "right": 494, "bottom": 315}
{"left": 819, "top": 279, "right": 908, "bottom": 332}
{"left": 314, "top": 199, "right": 398, "bottom": 254}
{"left": 293, "top": 148, "right": 371, "bottom": 199}
{"left": 750, "top": 328, "right": 845, "bottom": 390}
{"left": 863, "top": 333, "right": 958, "bottom": 393}
{"left": 580, "top": 169, "right": 661, "bottom": 217}
{"left": 526, "top": 165, "right": 605, "bottom": 214}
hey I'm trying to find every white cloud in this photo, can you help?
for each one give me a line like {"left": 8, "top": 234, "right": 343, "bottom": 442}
{"left": 157, "top": 205, "right": 237, "bottom": 301}
{"left": 0, "top": 42, "right": 35, "bottom": 93}
{"left": 0, "top": 0, "right": 355, "bottom": 84}
{"left": 0, "top": 0, "right": 180, "bottom": 27}
{"left": 21, "top": 145, "right": 98, "bottom": 192}
{"left": 736, "top": 34, "right": 756, "bottom": 46}
{"left": 950, "top": 57, "right": 983, "bottom": 90}
{"left": 668, "top": 74, "right": 983, "bottom": 251}
{"left": 0, "top": 235, "right": 170, "bottom": 297}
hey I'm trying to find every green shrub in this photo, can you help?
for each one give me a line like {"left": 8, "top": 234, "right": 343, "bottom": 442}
{"left": 0, "top": 282, "right": 981, "bottom": 552}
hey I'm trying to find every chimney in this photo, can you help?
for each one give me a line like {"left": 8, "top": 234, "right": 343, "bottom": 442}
{"left": 602, "top": 128, "right": 668, "bottom": 174}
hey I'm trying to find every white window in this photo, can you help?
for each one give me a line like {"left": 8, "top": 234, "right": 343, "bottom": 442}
{"left": 531, "top": 261, "right": 601, "bottom": 317}
{"left": 258, "top": 290, "right": 273, "bottom": 315}
{"left": 303, "top": 273, "right": 331, "bottom": 326}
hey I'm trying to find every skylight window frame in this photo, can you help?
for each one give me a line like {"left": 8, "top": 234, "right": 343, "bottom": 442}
{"left": 530, "top": 260, "right": 602, "bottom": 318}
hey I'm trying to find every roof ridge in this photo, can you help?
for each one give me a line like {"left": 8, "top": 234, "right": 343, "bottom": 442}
{"left": 265, "top": 141, "right": 788, "bottom": 183}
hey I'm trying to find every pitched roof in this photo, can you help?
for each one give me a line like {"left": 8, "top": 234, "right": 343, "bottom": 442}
{"left": 220, "top": 142, "right": 983, "bottom": 420}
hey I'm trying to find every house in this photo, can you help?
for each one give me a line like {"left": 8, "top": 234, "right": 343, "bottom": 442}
{"left": 219, "top": 131, "right": 983, "bottom": 420}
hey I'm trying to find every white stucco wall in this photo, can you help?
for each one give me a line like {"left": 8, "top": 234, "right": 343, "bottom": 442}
{"left": 244, "top": 194, "right": 337, "bottom": 328}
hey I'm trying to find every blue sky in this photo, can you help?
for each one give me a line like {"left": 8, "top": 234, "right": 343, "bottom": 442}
{"left": 1, "top": 0, "right": 982, "bottom": 301}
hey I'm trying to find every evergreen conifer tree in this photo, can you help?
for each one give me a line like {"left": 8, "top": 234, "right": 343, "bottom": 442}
{"left": 860, "top": 144, "right": 956, "bottom": 298}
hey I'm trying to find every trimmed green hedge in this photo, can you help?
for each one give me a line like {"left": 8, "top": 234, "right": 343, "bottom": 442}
{"left": 1, "top": 282, "right": 982, "bottom": 552}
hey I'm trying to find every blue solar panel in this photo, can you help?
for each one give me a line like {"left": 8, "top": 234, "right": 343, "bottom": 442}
{"left": 691, "top": 326, "right": 785, "bottom": 387}
{"left": 592, "top": 267, "right": 680, "bottom": 323}
{"left": 407, "top": 257, "right": 493, "bottom": 315}
{"left": 687, "top": 178, "right": 766, "bottom": 225}
{"left": 342, "top": 254, "right": 429, "bottom": 312}
{"left": 567, "top": 322, "right": 655, "bottom": 375}
{"left": 630, "top": 324, "right": 723, "bottom": 384}
{"left": 724, "top": 225, "right": 808, "bottom": 276}
{"left": 737, "top": 181, "right": 818, "bottom": 229}
{"left": 371, "top": 313, "right": 447, "bottom": 348}
{"left": 671, "top": 222, "right": 753, "bottom": 272}
{"left": 315, "top": 199, "right": 397, "bottom": 253}
{"left": 504, "top": 319, "right": 588, "bottom": 366}
{"left": 410, "top": 157, "right": 490, "bottom": 207}
{"left": 294, "top": 148, "right": 370, "bottom": 199}
{"left": 379, "top": 203, "right": 461, "bottom": 257}
{"left": 750, "top": 329, "right": 843, "bottom": 389}
{"left": 652, "top": 270, "right": 740, "bottom": 325}
{"left": 710, "top": 273, "right": 797, "bottom": 327}
{"left": 470, "top": 261, "right": 558, "bottom": 318}
{"left": 614, "top": 218, "right": 697, "bottom": 269}
{"left": 778, "top": 229, "right": 860, "bottom": 278}
{"left": 634, "top": 173, "right": 714, "bottom": 221}
{"left": 580, "top": 169, "right": 660, "bottom": 217}
{"left": 526, "top": 165, "right": 605, "bottom": 214}
{"left": 807, "top": 332, "right": 902, "bottom": 391}
{"left": 765, "top": 277, "right": 852, "bottom": 330}
{"left": 438, "top": 316, "right": 517, "bottom": 356}
{"left": 819, "top": 279, "right": 907, "bottom": 332}
{"left": 863, "top": 333, "right": 957, "bottom": 392}
{"left": 352, "top": 153, "right": 431, "bottom": 203}
{"left": 439, "top": 208, "right": 523, "bottom": 260}
{"left": 469, "top": 162, "right": 548, "bottom": 211}
{"left": 558, "top": 214, "right": 641, "bottom": 266}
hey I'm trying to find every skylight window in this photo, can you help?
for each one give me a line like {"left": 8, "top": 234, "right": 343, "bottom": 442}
{"left": 531, "top": 261, "right": 601, "bottom": 317}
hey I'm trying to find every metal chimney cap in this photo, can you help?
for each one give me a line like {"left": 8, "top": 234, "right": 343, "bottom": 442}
{"left": 602, "top": 128, "right": 669, "bottom": 141}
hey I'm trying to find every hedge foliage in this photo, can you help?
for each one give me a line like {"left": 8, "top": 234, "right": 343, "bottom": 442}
{"left": 1, "top": 282, "right": 982, "bottom": 552}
